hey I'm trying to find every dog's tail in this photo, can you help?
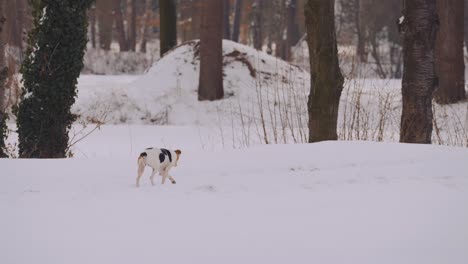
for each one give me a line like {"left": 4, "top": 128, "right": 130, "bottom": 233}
{"left": 138, "top": 152, "right": 147, "bottom": 167}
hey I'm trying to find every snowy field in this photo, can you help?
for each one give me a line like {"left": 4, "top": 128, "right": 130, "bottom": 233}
{"left": 1, "top": 138, "right": 468, "bottom": 264}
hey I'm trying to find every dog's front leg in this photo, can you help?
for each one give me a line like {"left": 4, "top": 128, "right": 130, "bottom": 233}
{"left": 161, "top": 172, "right": 167, "bottom": 184}
{"left": 168, "top": 175, "right": 176, "bottom": 184}
{"left": 161, "top": 168, "right": 168, "bottom": 184}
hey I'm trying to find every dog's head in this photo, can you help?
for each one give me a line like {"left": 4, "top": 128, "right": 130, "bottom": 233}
{"left": 174, "top": 149, "right": 182, "bottom": 167}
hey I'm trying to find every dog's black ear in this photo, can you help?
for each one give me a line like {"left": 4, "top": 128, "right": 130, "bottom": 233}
{"left": 175, "top": 149, "right": 182, "bottom": 155}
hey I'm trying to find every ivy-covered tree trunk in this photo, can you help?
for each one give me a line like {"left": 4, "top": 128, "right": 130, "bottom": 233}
{"left": 399, "top": 0, "right": 438, "bottom": 143}
{"left": 160, "top": 0, "right": 177, "bottom": 56}
{"left": 0, "top": 1, "right": 8, "bottom": 158}
{"left": 17, "top": 0, "right": 93, "bottom": 158}
{"left": 305, "top": 0, "right": 344, "bottom": 142}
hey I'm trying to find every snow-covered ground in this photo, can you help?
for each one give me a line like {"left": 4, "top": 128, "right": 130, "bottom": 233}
{"left": 2, "top": 122, "right": 467, "bottom": 264}
{"left": 1, "top": 139, "right": 468, "bottom": 264}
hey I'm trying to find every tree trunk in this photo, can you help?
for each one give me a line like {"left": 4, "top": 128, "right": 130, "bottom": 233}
{"left": 140, "top": 0, "right": 152, "bottom": 53}
{"left": 286, "top": 0, "right": 300, "bottom": 60}
{"left": 96, "top": 0, "right": 113, "bottom": 50}
{"left": 434, "top": 0, "right": 466, "bottom": 104}
{"left": 399, "top": 0, "right": 438, "bottom": 143}
{"left": 16, "top": 0, "right": 26, "bottom": 51}
{"left": 252, "top": 0, "right": 263, "bottom": 50}
{"left": 114, "top": 0, "right": 129, "bottom": 51}
{"left": 160, "top": 0, "right": 177, "bottom": 56}
{"left": 89, "top": 4, "right": 96, "bottom": 48}
{"left": 128, "top": 0, "right": 137, "bottom": 51}
{"left": 17, "top": 0, "right": 93, "bottom": 158}
{"left": 0, "top": 0, "right": 8, "bottom": 157}
{"left": 190, "top": 1, "right": 202, "bottom": 40}
{"left": 223, "top": 0, "right": 231, "bottom": 39}
{"left": 305, "top": 0, "right": 344, "bottom": 142}
{"left": 356, "top": 0, "right": 369, "bottom": 62}
{"left": 198, "top": 0, "right": 224, "bottom": 101}
{"left": 464, "top": 0, "right": 468, "bottom": 52}
{"left": 232, "top": 0, "right": 242, "bottom": 42}
{"left": 286, "top": 0, "right": 300, "bottom": 48}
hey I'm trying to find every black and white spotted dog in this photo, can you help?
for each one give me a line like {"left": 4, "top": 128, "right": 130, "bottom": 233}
{"left": 136, "top": 148, "right": 182, "bottom": 187}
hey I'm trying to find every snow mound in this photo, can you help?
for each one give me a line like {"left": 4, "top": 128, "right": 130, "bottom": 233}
{"left": 75, "top": 40, "right": 310, "bottom": 129}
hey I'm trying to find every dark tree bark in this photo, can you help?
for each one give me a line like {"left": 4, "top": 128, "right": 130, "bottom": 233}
{"left": 5, "top": 0, "right": 22, "bottom": 49}
{"left": 198, "top": 0, "right": 224, "bottom": 101}
{"left": 160, "top": 0, "right": 177, "bottom": 56}
{"left": 114, "top": 0, "right": 129, "bottom": 51}
{"left": 140, "top": 0, "right": 152, "bottom": 53}
{"left": 16, "top": 0, "right": 26, "bottom": 51}
{"left": 128, "top": 0, "right": 137, "bottom": 51}
{"left": 464, "top": 0, "right": 468, "bottom": 52}
{"left": 355, "top": 0, "right": 367, "bottom": 62}
{"left": 89, "top": 4, "right": 96, "bottom": 48}
{"left": 305, "top": 0, "right": 344, "bottom": 142}
{"left": 286, "top": 0, "right": 300, "bottom": 60}
{"left": 399, "top": 0, "right": 438, "bottom": 143}
{"left": 223, "top": 0, "right": 231, "bottom": 39}
{"left": 232, "top": 0, "right": 242, "bottom": 42}
{"left": 434, "top": 0, "right": 466, "bottom": 104}
{"left": 96, "top": 0, "right": 113, "bottom": 50}
{"left": 252, "top": 0, "right": 263, "bottom": 50}
{"left": 0, "top": 0, "right": 8, "bottom": 157}
{"left": 190, "top": 1, "right": 202, "bottom": 40}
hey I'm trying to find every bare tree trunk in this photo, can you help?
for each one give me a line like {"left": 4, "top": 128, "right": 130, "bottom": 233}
{"left": 399, "top": 0, "right": 438, "bottom": 143}
{"left": 128, "top": 0, "right": 137, "bottom": 51}
{"left": 464, "top": 0, "right": 468, "bottom": 52}
{"left": 286, "top": 0, "right": 300, "bottom": 60}
{"left": 434, "top": 0, "right": 466, "bottom": 104}
{"left": 232, "top": 0, "right": 243, "bottom": 42}
{"left": 198, "top": 0, "right": 224, "bottom": 101}
{"left": 89, "top": 4, "right": 96, "bottom": 48}
{"left": 252, "top": 0, "right": 263, "bottom": 50}
{"left": 97, "top": 0, "right": 113, "bottom": 50}
{"left": 356, "top": 0, "right": 368, "bottom": 62}
{"left": 140, "top": 0, "right": 152, "bottom": 53}
{"left": 16, "top": 0, "right": 25, "bottom": 51}
{"left": 223, "top": 0, "right": 231, "bottom": 39}
{"left": 190, "top": 1, "right": 202, "bottom": 40}
{"left": 160, "top": 0, "right": 177, "bottom": 56}
{"left": 114, "top": 0, "right": 129, "bottom": 51}
{"left": 0, "top": 0, "right": 8, "bottom": 157}
{"left": 305, "top": 0, "right": 344, "bottom": 142}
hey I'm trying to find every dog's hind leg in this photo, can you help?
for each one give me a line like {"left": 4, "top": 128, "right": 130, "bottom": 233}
{"left": 136, "top": 155, "right": 146, "bottom": 188}
{"left": 136, "top": 165, "right": 145, "bottom": 188}
{"left": 150, "top": 169, "right": 157, "bottom": 186}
